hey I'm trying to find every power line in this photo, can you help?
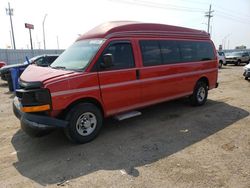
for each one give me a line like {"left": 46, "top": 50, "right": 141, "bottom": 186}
{"left": 214, "top": 5, "right": 250, "bottom": 19}
{"left": 109, "top": 0, "right": 206, "bottom": 13}
{"left": 215, "top": 10, "right": 250, "bottom": 23}
{"left": 215, "top": 12, "right": 250, "bottom": 25}
{"left": 176, "top": 0, "right": 210, "bottom": 6}
{"left": 110, "top": 0, "right": 250, "bottom": 27}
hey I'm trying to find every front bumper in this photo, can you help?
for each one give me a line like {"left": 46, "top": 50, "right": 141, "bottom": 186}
{"left": 13, "top": 97, "right": 68, "bottom": 137}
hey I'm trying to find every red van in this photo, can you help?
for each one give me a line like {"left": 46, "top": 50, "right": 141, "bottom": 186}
{"left": 13, "top": 21, "right": 218, "bottom": 143}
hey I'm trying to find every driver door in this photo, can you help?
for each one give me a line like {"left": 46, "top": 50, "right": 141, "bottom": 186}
{"left": 97, "top": 40, "right": 141, "bottom": 116}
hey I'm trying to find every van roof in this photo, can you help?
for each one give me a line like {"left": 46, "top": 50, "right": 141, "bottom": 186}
{"left": 77, "top": 21, "right": 210, "bottom": 41}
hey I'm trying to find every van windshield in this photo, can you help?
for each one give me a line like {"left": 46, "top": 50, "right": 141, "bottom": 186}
{"left": 50, "top": 39, "right": 104, "bottom": 70}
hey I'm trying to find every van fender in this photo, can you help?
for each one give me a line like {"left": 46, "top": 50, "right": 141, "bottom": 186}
{"left": 63, "top": 97, "right": 105, "bottom": 118}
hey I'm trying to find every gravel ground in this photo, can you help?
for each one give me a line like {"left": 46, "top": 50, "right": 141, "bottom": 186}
{"left": 0, "top": 65, "right": 249, "bottom": 188}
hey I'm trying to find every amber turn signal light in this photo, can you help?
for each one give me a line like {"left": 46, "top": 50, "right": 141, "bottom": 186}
{"left": 21, "top": 104, "right": 50, "bottom": 113}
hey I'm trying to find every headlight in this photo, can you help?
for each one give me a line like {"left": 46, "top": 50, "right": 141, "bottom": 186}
{"left": 16, "top": 88, "right": 52, "bottom": 112}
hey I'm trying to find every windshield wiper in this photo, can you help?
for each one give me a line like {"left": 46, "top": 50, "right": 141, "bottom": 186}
{"left": 50, "top": 66, "right": 66, "bottom": 70}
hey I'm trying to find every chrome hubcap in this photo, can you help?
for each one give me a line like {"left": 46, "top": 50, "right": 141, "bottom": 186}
{"left": 76, "top": 112, "right": 97, "bottom": 136}
{"left": 197, "top": 87, "right": 206, "bottom": 102}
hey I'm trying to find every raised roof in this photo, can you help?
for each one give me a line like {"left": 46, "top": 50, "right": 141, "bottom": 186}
{"left": 77, "top": 21, "right": 209, "bottom": 41}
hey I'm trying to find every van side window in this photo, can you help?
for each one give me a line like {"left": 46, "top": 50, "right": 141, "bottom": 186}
{"left": 196, "top": 42, "right": 215, "bottom": 61}
{"left": 159, "top": 41, "right": 181, "bottom": 64}
{"left": 140, "top": 40, "right": 162, "bottom": 66}
{"left": 179, "top": 41, "right": 197, "bottom": 62}
{"left": 139, "top": 40, "right": 216, "bottom": 66}
{"left": 34, "top": 57, "right": 44, "bottom": 66}
{"left": 101, "top": 42, "right": 135, "bottom": 70}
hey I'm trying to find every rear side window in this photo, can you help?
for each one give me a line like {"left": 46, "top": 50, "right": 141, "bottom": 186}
{"left": 179, "top": 41, "right": 197, "bottom": 62}
{"left": 160, "top": 40, "right": 181, "bottom": 64}
{"left": 196, "top": 42, "right": 215, "bottom": 61}
{"left": 139, "top": 41, "right": 162, "bottom": 66}
{"left": 243, "top": 52, "right": 249, "bottom": 57}
{"left": 101, "top": 42, "right": 135, "bottom": 70}
{"left": 140, "top": 40, "right": 215, "bottom": 66}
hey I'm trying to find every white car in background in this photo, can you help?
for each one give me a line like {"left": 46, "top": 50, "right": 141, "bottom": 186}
{"left": 217, "top": 51, "right": 226, "bottom": 68}
{"left": 243, "top": 63, "right": 250, "bottom": 80}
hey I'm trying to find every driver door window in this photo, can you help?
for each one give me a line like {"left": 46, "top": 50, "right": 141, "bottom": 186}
{"left": 100, "top": 42, "right": 135, "bottom": 70}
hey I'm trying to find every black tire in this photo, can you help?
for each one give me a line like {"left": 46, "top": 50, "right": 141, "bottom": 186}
{"left": 245, "top": 77, "right": 248, "bottom": 80}
{"left": 235, "top": 60, "right": 241, "bottom": 66}
{"left": 189, "top": 81, "right": 208, "bottom": 106}
{"left": 219, "top": 60, "right": 223, "bottom": 68}
{"left": 223, "top": 62, "right": 227, "bottom": 66}
{"left": 64, "top": 103, "right": 103, "bottom": 144}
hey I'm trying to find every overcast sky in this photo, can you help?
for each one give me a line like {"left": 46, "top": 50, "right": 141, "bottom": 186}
{"left": 0, "top": 0, "right": 249, "bottom": 50}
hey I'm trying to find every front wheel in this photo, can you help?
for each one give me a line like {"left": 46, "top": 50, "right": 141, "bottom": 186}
{"left": 189, "top": 81, "right": 208, "bottom": 106}
{"left": 219, "top": 61, "right": 223, "bottom": 68}
{"left": 245, "top": 77, "right": 248, "bottom": 80}
{"left": 64, "top": 103, "right": 103, "bottom": 144}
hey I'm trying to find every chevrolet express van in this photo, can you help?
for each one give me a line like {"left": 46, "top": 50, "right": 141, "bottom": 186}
{"left": 13, "top": 21, "right": 218, "bottom": 143}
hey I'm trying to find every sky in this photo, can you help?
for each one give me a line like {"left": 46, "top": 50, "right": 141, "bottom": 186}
{"left": 0, "top": 0, "right": 250, "bottom": 50}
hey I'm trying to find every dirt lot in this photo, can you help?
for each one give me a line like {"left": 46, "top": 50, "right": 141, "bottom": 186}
{"left": 0, "top": 65, "right": 249, "bottom": 188}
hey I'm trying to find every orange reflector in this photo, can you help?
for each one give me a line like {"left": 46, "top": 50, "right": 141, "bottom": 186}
{"left": 21, "top": 104, "right": 50, "bottom": 112}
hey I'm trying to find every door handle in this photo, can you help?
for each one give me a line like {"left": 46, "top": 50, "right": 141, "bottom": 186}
{"left": 136, "top": 69, "right": 140, "bottom": 80}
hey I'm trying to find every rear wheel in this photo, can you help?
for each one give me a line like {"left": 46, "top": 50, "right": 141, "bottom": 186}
{"left": 189, "top": 81, "right": 208, "bottom": 106}
{"left": 245, "top": 77, "right": 248, "bottom": 80}
{"left": 64, "top": 103, "right": 103, "bottom": 144}
{"left": 235, "top": 60, "right": 241, "bottom": 66}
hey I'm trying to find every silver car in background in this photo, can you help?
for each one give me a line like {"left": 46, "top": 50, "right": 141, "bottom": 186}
{"left": 217, "top": 51, "right": 226, "bottom": 68}
{"left": 225, "top": 51, "right": 250, "bottom": 66}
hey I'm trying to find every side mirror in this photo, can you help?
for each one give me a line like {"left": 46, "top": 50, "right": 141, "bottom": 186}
{"left": 100, "top": 54, "right": 113, "bottom": 68}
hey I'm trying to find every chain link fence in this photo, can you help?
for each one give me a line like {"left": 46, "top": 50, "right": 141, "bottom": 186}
{"left": 0, "top": 49, "right": 64, "bottom": 65}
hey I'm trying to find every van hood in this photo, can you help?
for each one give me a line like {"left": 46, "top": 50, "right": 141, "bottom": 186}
{"left": 20, "top": 65, "right": 75, "bottom": 83}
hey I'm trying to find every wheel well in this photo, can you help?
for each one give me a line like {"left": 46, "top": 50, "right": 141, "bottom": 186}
{"left": 197, "top": 77, "right": 209, "bottom": 88}
{"left": 60, "top": 98, "right": 104, "bottom": 119}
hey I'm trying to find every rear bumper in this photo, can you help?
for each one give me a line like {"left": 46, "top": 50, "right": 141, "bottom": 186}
{"left": 13, "top": 97, "right": 68, "bottom": 137}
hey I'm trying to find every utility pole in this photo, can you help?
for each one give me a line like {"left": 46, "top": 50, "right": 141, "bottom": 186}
{"left": 5, "top": 2, "right": 16, "bottom": 49}
{"left": 205, "top": 4, "right": 214, "bottom": 34}
{"left": 42, "top": 14, "right": 47, "bottom": 50}
{"left": 9, "top": 30, "right": 13, "bottom": 48}
{"left": 57, "top": 36, "right": 60, "bottom": 49}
